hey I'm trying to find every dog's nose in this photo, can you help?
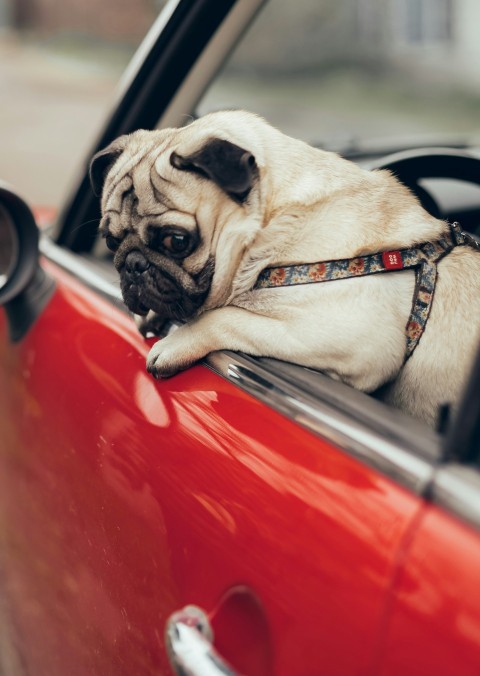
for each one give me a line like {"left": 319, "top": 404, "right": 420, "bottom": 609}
{"left": 125, "top": 251, "right": 150, "bottom": 275}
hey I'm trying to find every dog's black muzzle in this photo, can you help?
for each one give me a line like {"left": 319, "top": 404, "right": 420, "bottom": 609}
{"left": 116, "top": 240, "right": 214, "bottom": 321}
{"left": 120, "top": 251, "right": 153, "bottom": 315}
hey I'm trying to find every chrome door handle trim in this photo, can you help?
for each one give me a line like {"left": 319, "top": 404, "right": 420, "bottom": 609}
{"left": 165, "top": 605, "right": 238, "bottom": 676}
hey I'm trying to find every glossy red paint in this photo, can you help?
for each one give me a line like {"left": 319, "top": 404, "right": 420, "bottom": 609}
{"left": 0, "top": 260, "right": 423, "bottom": 674}
{"left": 380, "top": 506, "right": 480, "bottom": 675}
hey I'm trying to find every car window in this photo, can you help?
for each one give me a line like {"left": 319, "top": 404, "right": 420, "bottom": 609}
{"left": 198, "top": 0, "right": 480, "bottom": 153}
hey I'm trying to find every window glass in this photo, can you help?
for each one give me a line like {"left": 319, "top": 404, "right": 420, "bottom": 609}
{"left": 198, "top": 0, "right": 480, "bottom": 154}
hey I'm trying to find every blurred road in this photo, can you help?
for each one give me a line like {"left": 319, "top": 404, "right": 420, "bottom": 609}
{"left": 0, "top": 34, "right": 128, "bottom": 207}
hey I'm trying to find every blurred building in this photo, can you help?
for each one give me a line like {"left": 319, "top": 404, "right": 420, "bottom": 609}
{"left": 356, "top": 0, "right": 480, "bottom": 87}
{"left": 230, "top": 0, "right": 480, "bottom": 89}
{"left": 0, "top": 0, "right": 12, "bottom": 27}
{"left": 2, "top": 0, "right": 162, "bottom": 41}
{"left": 2, "top": 0, "right": 480, "bottom": 88}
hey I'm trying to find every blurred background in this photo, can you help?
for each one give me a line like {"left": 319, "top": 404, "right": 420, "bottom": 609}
{"left": 0, "top": 0, "right": 479, "bottom": 208}
{"left": 0, "top": 0, "right": 161, "bottom": 207}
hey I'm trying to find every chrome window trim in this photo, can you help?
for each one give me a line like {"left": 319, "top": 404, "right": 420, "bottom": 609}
{"left": 114, "top": 0, "right": 182, "bottom": 106}
{"left": 41, "top": 235, "right": 441, "bottom": 498}
{"left": 207, "top": 351, "right": 437, "bottom": 495}
{"left": 158, "top": 0, "right": 267, "bottom": 129}
{"left": 430, "top": 465, "right": 480, "bottom": 532}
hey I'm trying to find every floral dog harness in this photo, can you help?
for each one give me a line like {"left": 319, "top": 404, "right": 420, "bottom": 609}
{"left": 254, "top": 222, "right": 479, "bottom": 361}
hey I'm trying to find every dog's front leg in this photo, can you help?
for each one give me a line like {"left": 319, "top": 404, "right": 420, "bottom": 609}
{"left": 146, "top": 306, "right": 291, "bottom": 378}
{"left": 135, "top": 311, "right": 169, "bottom": 338}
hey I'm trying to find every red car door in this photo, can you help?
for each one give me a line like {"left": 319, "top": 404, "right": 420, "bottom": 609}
{"left": 380, "top": 503, "right": 480, "bottom": 675}
{"left": 0, "top": 251, "right": 431, "bottom": 675}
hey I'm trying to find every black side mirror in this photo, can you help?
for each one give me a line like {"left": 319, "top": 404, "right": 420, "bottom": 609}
{"left": 0, "top": 182, "right": 55, "bottom": 340}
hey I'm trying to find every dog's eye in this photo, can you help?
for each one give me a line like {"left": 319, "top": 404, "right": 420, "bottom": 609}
{"left": 147, "top": 225, "right": 196, "bottom": 258}
{"left": 105, "top": 234, "right": 122, "bottom": 252}
{"left": 162, "top": 233, "right": 190, "bottom": 254}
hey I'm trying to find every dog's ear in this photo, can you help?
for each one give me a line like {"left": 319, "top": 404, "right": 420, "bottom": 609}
{"left": 170, "top": 138, "right": 258, "bottom": 201}
{"left": 89, "top": 136, "right": 128, "bottom": 196}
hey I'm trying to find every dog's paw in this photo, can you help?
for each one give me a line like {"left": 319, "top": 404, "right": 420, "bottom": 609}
{"left": 146, "top": 334, "right": 197, "bottom": 379}
{"left": 135, "top": 311, "right": 169, "bottom": 338}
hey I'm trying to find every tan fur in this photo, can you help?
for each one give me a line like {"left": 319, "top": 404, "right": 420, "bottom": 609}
{"left": 99, "top": 111, "right": 480, "bottom": 427}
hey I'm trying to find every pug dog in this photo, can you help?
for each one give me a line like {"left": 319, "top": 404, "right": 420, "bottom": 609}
{"left": 90, "top": 110, "right": 480, "bottom": 427}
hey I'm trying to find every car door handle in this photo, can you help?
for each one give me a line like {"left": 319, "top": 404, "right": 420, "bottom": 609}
{"left": 165, "top": 605, "right": 239, "bottom": 676}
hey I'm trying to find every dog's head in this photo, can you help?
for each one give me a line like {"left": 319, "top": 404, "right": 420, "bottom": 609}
{"left": 90, "top": 111, "right": 267, "bottom": 321}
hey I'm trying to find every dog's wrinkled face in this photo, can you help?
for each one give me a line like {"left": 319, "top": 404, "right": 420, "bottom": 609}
{"left": 90, "top": 115, "right": 261, "bottom": 322}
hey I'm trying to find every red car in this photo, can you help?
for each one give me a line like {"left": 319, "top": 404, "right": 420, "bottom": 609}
{"left": 1, "top": 0, "right": 480, "bottom": 674}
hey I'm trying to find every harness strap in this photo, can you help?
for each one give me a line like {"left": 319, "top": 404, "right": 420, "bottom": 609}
{"left": 254, "top": 223, "right": 477, "bottom": 360}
